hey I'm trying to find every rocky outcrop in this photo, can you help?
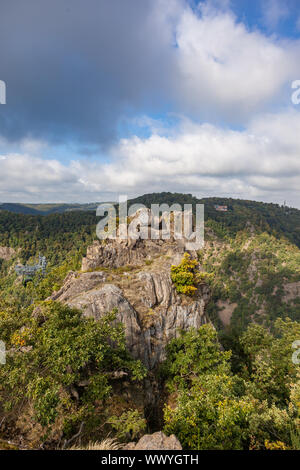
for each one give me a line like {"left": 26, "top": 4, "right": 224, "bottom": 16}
{"left": 0, "top": 246, "right": 15, "bottom": 261}
{"left": 82, "top": 208, "right": 188, "bottom": 271}
{"left": 126, "top": 431, "right": 182, "bottom": 450}
{"left": 49, "top": 271, "right": 106, "bottom": 302}
{"left": 51, "top": 207, "right": 210, "bottom": 369}
{"left": 136, "top": 271, "right": 209, "bottom": 368}
{"left": 82, "top": 237, "right": 186, "bottom": 271}
{"left": 53, "top": 250, "right": 210, "bottom": 369}
{"left": 66, "top": 284, "right": 145, "bottom": 362}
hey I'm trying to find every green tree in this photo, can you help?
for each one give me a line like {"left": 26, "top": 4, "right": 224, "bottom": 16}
{"left": 0, "top": 302, "right": 146, "bottom": 445}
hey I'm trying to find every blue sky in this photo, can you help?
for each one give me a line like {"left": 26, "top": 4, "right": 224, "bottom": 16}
{"left": 0, "top": 0, "right": 300, "bottom": 206}
{"left": 229, "top": 0, "right": 300, "bottom": 37}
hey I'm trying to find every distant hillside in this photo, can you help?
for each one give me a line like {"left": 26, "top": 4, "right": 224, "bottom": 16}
{"left": 0, "top": 202, "right": 101, "bottom": 215}
{"left": 1, "top": 192, "right": 300, "bottom": 249}
{"left": 0, "top": 203, "right": 41, "bottom": 215}
{"left": 128, "top": 193, "right": 300, "bottom": 248}
{"left": 0, "top": 192, "right": 299, "bottom": 450}
{"left": 0, "top": 210, "right": 97, "bottom": 265}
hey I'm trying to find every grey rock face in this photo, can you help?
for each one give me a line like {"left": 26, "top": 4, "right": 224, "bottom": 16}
{"left": 137, "top": 270, "right": 209, "bottom": 368}
{"left": 53, "top": 257, "right": 210, "bottom": 369}
{"left": 49, "top": 271, "right": 106, "bottom": 302}
{"left": 81, "top": 236, "right": 186, "bottom": 271}
{"left": 138, "top": 271, "right": 176, "bottom": 309}
{"left": 82, "top": 239, "right": 147, "bottom": 270}
{"left": 127, "top": 431, "right": 182, "bottom": 450}
{"left": 66, "top": 284, "right": 144, "bottom": 362}
{"left": 51, "top": 230, "right": 211, "bottom": 369}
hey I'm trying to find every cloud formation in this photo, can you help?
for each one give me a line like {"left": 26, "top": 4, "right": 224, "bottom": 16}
{"left": 1, "top": 109, "right": 300, "bottom": 206}
{"left": 0, "top": 0, "right": 299, "bottom": 206}
{"left": 174, "top": 3, "right": 300, "bottom": 121}
{"left": 0, "top": 0, "right": 179, "bottom": 145}
{"left": 0, "top": 0, "right": 299, "bottom": 145}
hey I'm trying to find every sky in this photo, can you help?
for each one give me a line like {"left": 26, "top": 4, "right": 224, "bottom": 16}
{"left": 0, "top": 0, "right": 300, "bottom": 207}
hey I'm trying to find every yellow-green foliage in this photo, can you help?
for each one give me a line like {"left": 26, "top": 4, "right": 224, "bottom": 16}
{"left": 107, "top": 409, "right": 146, "bottom": 442}
{"left": 202, "top": 231, "right": 300, "bottom": 329}
{"left": 171, "top": 253, "right": 198, "bottom": 296}
{"left": 171, "top": 253, "right": 212, "bottom": 296}
{"left": 162, "top": 321, "right": 300, "bottom": 450}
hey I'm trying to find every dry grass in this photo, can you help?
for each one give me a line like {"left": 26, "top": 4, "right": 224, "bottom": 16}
{"left": 70, "top": 438, "right": 123, "bottom": 451}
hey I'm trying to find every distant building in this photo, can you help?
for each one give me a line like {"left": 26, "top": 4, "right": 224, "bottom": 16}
{"left": 214, "top": 205, "right": 228, "bottom": 212}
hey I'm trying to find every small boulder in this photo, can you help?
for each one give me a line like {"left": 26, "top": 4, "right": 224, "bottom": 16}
{"left": 131, "top": 431, "right": 182, "bottom": 450}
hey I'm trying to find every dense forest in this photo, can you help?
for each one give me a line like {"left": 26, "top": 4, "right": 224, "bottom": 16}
{"left": 0, "top": 193, "right": 299, "bottom": 449}
{"left": 129, "top": 192, "right": 300, "bottom": 248}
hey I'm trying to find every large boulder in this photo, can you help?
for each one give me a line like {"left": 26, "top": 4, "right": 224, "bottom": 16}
{"left": 127, "top": 432, "right": 182, "bottom": 450}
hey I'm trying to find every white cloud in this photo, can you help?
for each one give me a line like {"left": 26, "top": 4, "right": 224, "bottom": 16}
{"left": 0, "top": 154, "right": 78, "bottom": 201}
{"left": 1, "top": 109, "right": 300, "bottom": 207}
{"left": 1, "top": 1, "right": 300, "bottom": 207}
{"left": 172, "top": 3, "right": 300, "bottom": 121}
{"left": 111, "top": 110, "right": 300, "bottom": 179}
{"left": 92, "top": 109, "right": 300, "bottom": 205}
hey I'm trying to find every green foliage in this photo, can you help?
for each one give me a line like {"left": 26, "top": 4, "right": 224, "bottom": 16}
{"left": 129, "top": 192, "right": 300, "bottom": 248}
{"left": 161, "top": 325, "right": 231, "bottom": 388}
{"left": 0, "top": 210, "right": 97, "bottom": 265}
{"left": 162, "top": 321, "right": 300, "bottom": 450}
{"left": 171, "top": 253, "right": 213, "bottom": 296}
{"left": 162, "top": 325, "right": 251, "bottom": 449}
{"left": 0, "top": 302, "right": 146, "bottom": 442}
{"left": 107, "top": 409, "right": 146, "bottom": 442}
{"left": 202, "top": 231, "right": 300, "bottom": 330}
{"left": 240, "top": 319, "right": 300, "bottom": 405}
{"left": 1, "top": 195, "right": 300, "bottom": 449}
{"left": 164, "top": 374, "right": 254, "bottom": 450}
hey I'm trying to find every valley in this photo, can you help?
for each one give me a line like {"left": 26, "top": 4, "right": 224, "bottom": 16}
{"left": 0, "top": 193, "right": 299, "bottom": 450}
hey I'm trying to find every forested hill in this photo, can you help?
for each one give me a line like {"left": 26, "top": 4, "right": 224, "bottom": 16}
{"left": 0, "top": 194, "right": 299, "bottom": 450}
{"left": 128, "top": 193, "right": 300, "bottom": 248}
{"left": 0, "top": 210, "right": 97, "bottom": 265}
{"left": 1, "top": 193, "right": 300, "bottom": 258}
{"left": 0, "top": 202, "right": 100, "bottom": 215}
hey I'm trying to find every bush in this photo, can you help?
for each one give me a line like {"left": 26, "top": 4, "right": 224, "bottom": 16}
{"left": 171, "top": 253, "right": 212, "bottom": 296}
{"left": 161, "top": 322, "right": 300, "bottom": 450}
{"left": 0, "top": 302, "right": 146, "bottom": 445}
{"left": 107, "top": 409, "right": 146, "bottom": 442}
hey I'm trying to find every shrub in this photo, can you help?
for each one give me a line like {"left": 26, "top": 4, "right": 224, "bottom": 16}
{"left": 161, "top": 322, "right": 300, "bottom": 450}
{"left": 0, "top": 302, "right": 146, "bottom": 445}
{"left": 107, "top": 409, "right": 146, "bottom": 442}
{"left": 171, "top": 253, "right": 213, "bottom": 296}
